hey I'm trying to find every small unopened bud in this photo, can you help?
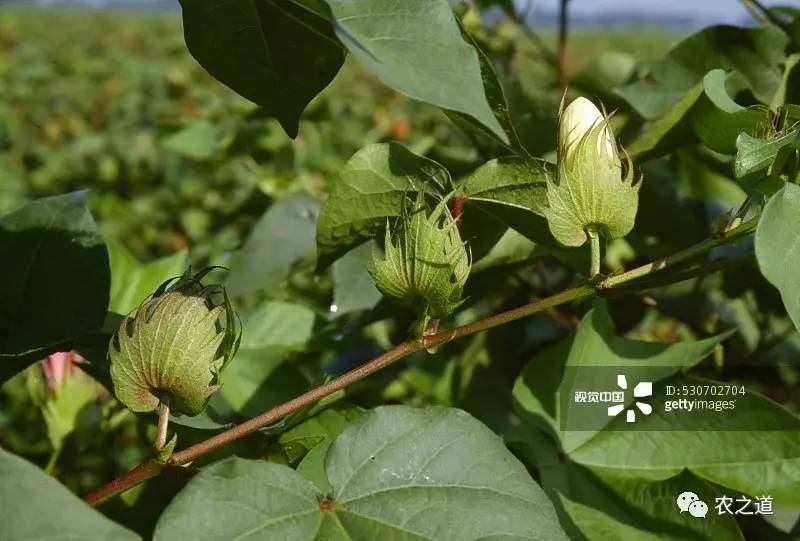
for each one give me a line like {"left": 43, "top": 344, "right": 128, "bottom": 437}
{"left": 109, "top": 268, "right": 239, "bottom": 416}
{"left": 545, "top": 97, "right": 640, "bottom": 247}
{"left": 372, "top": 191, "right": 470, "bottom": 319}
{"left": 42, "top": 352, "right": 80, "bottom": 392}
{"left": 559, "top": 97, "right": 618, "bottom": 166}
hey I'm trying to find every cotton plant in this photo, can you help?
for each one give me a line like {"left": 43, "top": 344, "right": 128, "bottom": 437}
{"left": 108, "top": 268, "right": 239, "bottom": 453}
{"left": 372, "top": 190, "right": 471, "bottom": 337}
{"left": 544, "top": 97, "right": 641, "bottom": 277}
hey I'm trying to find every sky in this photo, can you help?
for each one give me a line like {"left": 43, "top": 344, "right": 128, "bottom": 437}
{"left": 22, "top": 0, "right": 800, "bottom": 28}
{"left": 521, "top": 0, "right": 798, "bottom": 27}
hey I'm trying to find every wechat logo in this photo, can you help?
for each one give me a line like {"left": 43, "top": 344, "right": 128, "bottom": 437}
{"left": 677, "top": 491, "right": 709, "bottom": 518}
{"left": 607, "top": 374, "right": 652, "bottom": 423}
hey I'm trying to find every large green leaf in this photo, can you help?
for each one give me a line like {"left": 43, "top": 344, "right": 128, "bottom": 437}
{"left": 460, "top": 157, "right": 566, "bottom": 249}
{"left": 513, "top": 301, "right": 729, "bottom": 452}
{"left": 755, "top": 183, "right": 800, "bottom": 329}
{"left": 509, "top": 428, "right": 744, "bottom": 541}
{"left": 690, "top": 69, "right": 769, "bottom": 155}
{"left": 618, "top": 25, "right": 787, "bottom": 119}
{"left": 325, "top": 0, "right": 508, "bottom": 144}
{"left": 178, "top": 0, "right": 345, "bottom": 137}
{"left": 0, "top": 192, "right": 110, "bottom": 382}
{"left": 446, "top": 26, "right": 523, "bottom": 150}
{"left": 461, "top": 157, "right": 549, "bottom": 215}
{"left": 0, "top": 449, "right": 139, "bottom": 540}
{"left": 513, "top": 301, "right": 800, "bottom": 506}
{"left": 226, "top": 194, "right": 320, "bottom": 297}
{"left": 154, "top": 406, "right": 567, "bottom": 540}
{"left": 316, "top": 143, "right": 450, "bottom": 268}
{"left": 154, "top": 456, "right": 321, "bottom": 540}
{"left": 107, "top": 239, "right": 187, "bottom": 315}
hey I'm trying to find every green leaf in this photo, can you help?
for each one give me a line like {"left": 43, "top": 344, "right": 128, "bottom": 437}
{"left": 510, "top": 429, "right": 744, "bottom": 541}
{"left": 755, "top": 183, "right": 800, "bottom": 329}
{"left": 325, "top": 406, "right": 565, "bottom": 539}
{"left": 153, "top": 457, "right": 321, "bottom": 540}
{"left": 219, "top": 347, "right": 307, "bottom": 419}
{"left": 676, "top": 148, "right": 747, "bottom": 208}
{"left": 280, "top": 406, "right": 363, "bottom": 492}
{"left": 626, "top": 82, "right": 703, "bottom": 160}
{"left": 178, "top": 0, "right": 344, "bottom": 137}
{"left": 471, "top": 227, "right": 539, "bottom": 272}
{"left": 446, "top": 25, "right": 522, "bottom": 150}
{"left": 162, "top": 120, "right": 222, "bottom": 160}
{"left": 563, "top": 377, "right": 800, "bottom": 505}
{"left": 618, "top": 25, "right": 787, "bottom": 119}
{"left": 41, "top": 369, "right": 99, "bottom": 451}
{"left": 735, "top": 130, "right": 799, "bottom": 179}
{"left": 226, "top": 194, "right": 320, "bottom": 297}
{"left": 690, "top": 69, "right": 769, "bottom": 154}
{"left": 325, "top": 0, "right": 508, "bottom": 144}
{"left": 155, "top": 406, "right": 567, "bottom": 540}
{"left": 316, "top": 143, "right": 449, "bottom": 268}
{"left": 770, "top": 52, "right": 800, "bottom": 111}
{"left": 513, "top": 301, "right": 800, "bottom": 506}
{"left": 461, "top": 157, "right": 549, "bottom": 214}
{"left": 169, "top": 392, "right": 236, "bottom": 430}
{"left": 460, "top": 157, "right": 562, "bottom": 247}
{"left": 513, "top": 301, "right": 729, "bottom": 451}
{"left": 0, "top": 192, "right": 110, "bottom": 382}
{"left": 331, "top": 242, "right": 382, "bottom": 315}
{"left": 107, "top": 240, "right": 187, "bottom": 315}
{"left": 241, "top": 300, "right": 315, "bottom": 350}
{"left": 0, "top": 449, "right": 139, "bottom": 540}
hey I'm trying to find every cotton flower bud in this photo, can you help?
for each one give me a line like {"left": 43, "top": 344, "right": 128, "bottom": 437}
{"left": 545, "top": 97, "right": 640, "bottom": 247}
{"left": 372, "top": 191, "right": 470, "bottom": 319}
{"left": 41, "top": 351, "right": 80, "bottom": 392}
{"left": 108, "top": 268, "right": 240, "bottom": 416}
{"left": 559, "top": 97, "right": 618, "bottom": 165}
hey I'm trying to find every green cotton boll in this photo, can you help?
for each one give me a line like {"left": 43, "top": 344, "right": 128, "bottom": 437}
{"left": 545, "top": 97, "right": 641, "bottom": 247}
{"left": 372, "top": 192, "right": 470, "bottom": 319}
{"left": 109, "top": 269, "right": 240, "bottom": 416}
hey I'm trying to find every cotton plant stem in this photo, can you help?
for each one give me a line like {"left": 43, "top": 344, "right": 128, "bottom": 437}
{"left": 83, "top": 219, "right": 758, "bottom": 507}
{"left": 601, "top": 254, "right": 755, "bottom": 297}
{"left": 587, "top": 227, "right": 601, "bottom": 278}
{"left": 154, "top": 399, "right": 170, "bottom": 451}
{"left": 598, "top": 218, "right": 758, "bottom": 290}
{"left": 45, "top": 445, "right": 62, "bottom": 475}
